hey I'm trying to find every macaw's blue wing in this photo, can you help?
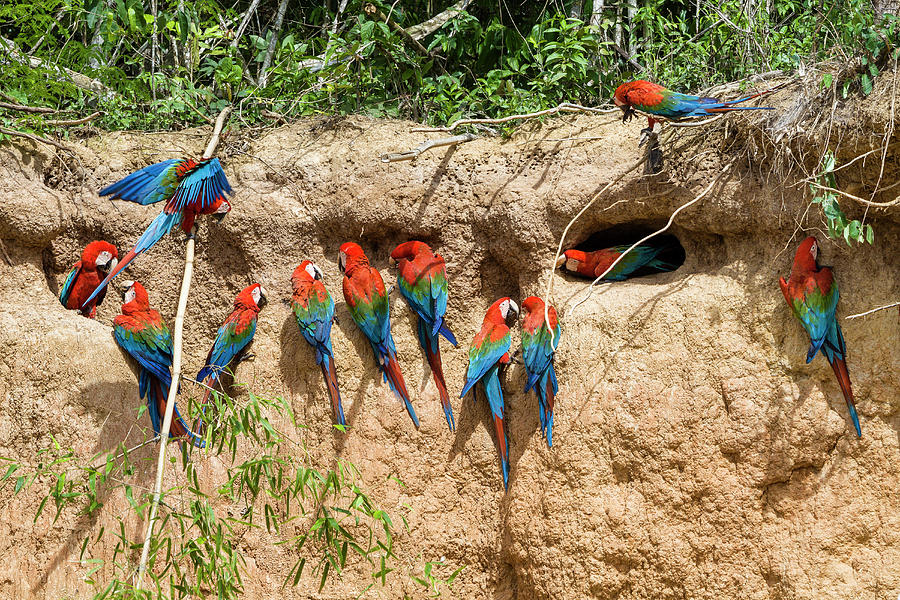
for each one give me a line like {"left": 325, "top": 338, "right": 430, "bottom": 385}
{"left": 165, "top": 158, "right": 232, "bottom": 215}
{"left": 197, "top": 316, "right": 257, "bottom": 384}
{"left": 460, "top": 328, "right": 511, "bottom": 399}
{"left": 113, "top": 322, "right": 174, "bottom": 387}
{"left": 59, "top": 262, "right": 82, "bottom": 307}
{"left": 348, "top": 291, "right": 394, "bottom": 357}
{"left": 100, "top": 159, "right": 180, "bottom": 205}
{"left": 522, "top": 323, "right": 559, "bottom": 393}
{"left": 293, "top": 291, "right": 335, "bottom": 365}
{"left": 795, "top": 285, "right": 839, "bottom": 363}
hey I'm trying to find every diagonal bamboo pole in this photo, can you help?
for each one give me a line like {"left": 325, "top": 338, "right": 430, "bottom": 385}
{"left": 134, "top": 105, "right": 232, "bottom": 588}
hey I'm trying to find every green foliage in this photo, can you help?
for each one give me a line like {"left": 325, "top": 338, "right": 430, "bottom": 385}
{"left": 5, "top": 389, "right": 450, "bottom": 598}
{"left": 1, "top": 0, "right": 896, "bottom": 134}
{"left": 810, "top": 152, "right": 874, "bottom": 246}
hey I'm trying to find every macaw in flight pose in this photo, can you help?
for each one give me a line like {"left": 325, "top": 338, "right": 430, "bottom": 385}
{"left": 779, "top": 236, "right": 860, "bottom": 437}
{"left": 83, "top": 157, "right": 232, "bottom": 308}
{"left": 460, "top": 297, "right": 519, "bottom": 490}
{"left": 340, "top": 242, "right": 419, "bottom": 428}
{"left": 291, "top": 260, "right": 346, "bottom": 428}
{"left": 113, "top": 281, "right": 203, "bottom": 447}
{"left": 390, "top": 241, "right": 458, "bottom": 431}
{"left": 520, "top": 297, "right": 561, "bottom": 448}
{"left": 59, "top": 240, "right": 119, "bottom": 318}
{"left": 614, "top": 79, "right": 774, "bottom": 136}
{"left": 197, "top": 283, "right": 267, "bottom": 419}
{"left": 557, "top": 241, "right": 678, "bottom": 281}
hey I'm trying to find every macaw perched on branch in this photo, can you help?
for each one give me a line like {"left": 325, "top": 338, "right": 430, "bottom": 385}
{"left": 557, "top": 242, "right": 677, "bottom": 281}
{"left": 340, "top": 242, "right": 419, "bottom": 428}
{"left": 291, "top": 260, "right": 346, "bottom": 428}
{"left": 460, "top": 297, "right": 519, "bottom": 490}
{"left": 613, "top": 79, "right": 775, "bottom": 133}
{"left": 82, "top": 158, "right": 232, "bottom": 308}
{"left": 59, "top": 240, "right": 119, "bottom": 318}
{"left": 197, "top": 283, "right": 267, "bottom": 415}
{"left": 390, "top": 241, "right": 458, "bottom": 431}
{"left": 779, "top": 236, "right": 861, "bottom": 437}
{"left": 521, "top": 297, "right": 561, "bottom": 448}
{"left": 113, "top": 281, "right": 203, "bottom": 447}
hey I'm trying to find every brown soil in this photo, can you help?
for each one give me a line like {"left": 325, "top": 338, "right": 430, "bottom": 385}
{"left": 1, "top": 75, "right": 899, "bottom": 599}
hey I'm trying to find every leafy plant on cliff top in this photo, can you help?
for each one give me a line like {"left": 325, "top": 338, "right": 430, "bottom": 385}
{"left": 809, "top": 152, "right": 874, "bottom": 246}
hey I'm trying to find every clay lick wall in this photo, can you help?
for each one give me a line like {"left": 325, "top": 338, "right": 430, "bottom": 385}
{"left": 0, "top": 110, "right": 898, "bottom": 599}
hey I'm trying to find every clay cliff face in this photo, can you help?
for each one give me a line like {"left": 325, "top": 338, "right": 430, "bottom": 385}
{"left": 0, "top": 105, "right": 898, "bottom": 599}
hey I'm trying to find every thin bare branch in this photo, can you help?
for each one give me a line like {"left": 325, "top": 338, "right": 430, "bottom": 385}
{"left": 0, "top": 126, "right": 71, "bottom": 152}
{"left": 135, "top": 105, "right": 232, "bottom": 589}
{"left": 0, "top": 101, "right": 56, "bottom": 114}
{"left": 808, "top": 181, "right": 900, "bottom": 208}
{"left": 413, "top": 103, "right": 618, "bottom": 133}
{"left": 44, "top": 112, "right": 102, "bottom": 126}
{"left": 381, "top": 133, "right": 476, "bottom": 162}
{"left": 845, "top": 301, "right": 900, "bottom": 320}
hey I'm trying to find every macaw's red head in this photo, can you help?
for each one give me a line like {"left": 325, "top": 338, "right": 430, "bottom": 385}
{"left": 792, "top": 236, "right": 819, "bottom": 272}
{"left": 120, "top": 280, "right": 150, "bottom": 311}
{"left": 235, "top": 283, "right": 268, "bottom": 311}
{"left": 390, "top": 240, "right": 431, "bottom": 263}
{"left": 292, "top": 260, "right": 324, "bottom": 286}
{"left": 82, "top": 241, "right": 119, "bottom": 276}
{"left": 486, "top": 296, "right": 519, "bottom": 326}
{"left": 521, "top": 296, "right": 558, "bottom": 330}
{"left": 557, "top": 249, "right": 593, "bottom": 277}
{"left": 614, "top": 80, "right": 663, "bottom": 123}
{"left": 210, "top": 197, "right": 232, "bottom": 222}
{"left": 338, "top": 242, "right": 369, "bottom": 275}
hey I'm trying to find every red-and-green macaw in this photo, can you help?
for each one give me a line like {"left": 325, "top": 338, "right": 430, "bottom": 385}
{"left": 390, "top": 241, "right": 458, "bottom": 431}
{"left": 83, "top": 158, "right": 232, "bottom": 308}
{"left": 340, "top": 242, "right": 419, "bottom": 428}
{"left": 460, "top": 297, "right": 519, "bottom": 490}
{"left": 779, "top": 236, "right": 860, "bottom": 437}
{"left": 113, "top": 281, "right": 203, "bottom": 446}
{"left": 521, "top": 296, "right": 561, "bottom": 448}
{"left": 291, "top": 260, "right": 345, "bottom": 428}
{"left": 557, "top": 242, "right": 677, "bottom": 281}
{"left": 197, "top": 283, "right": 267, "bottom": 412}
{"left": 59, "top": 240, "right": 118, "bottom": 318}
{"left": 614, "top": 79, "right": 774, "bottom": 132}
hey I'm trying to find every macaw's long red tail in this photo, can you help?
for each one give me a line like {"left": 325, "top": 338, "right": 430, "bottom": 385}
{"left": 150, "top": 377, "right": 204, "bottom": 448}
{"left": 418, "top": 317, "right": 454, "bottom": 431}
{"left": 482, "top": 366, "right": 509, "bottom": 489}
{"left": 380, "top": 350, "right": 420, "bottom": 428}
{"left": 535, "top": 366, "right": 558, "bottom": 448}
{"left": 493, "top": 415, "right": 510, "bottom": 490}
{"left": 320, "top": 356, "right": 346, "bottom": 427}
{"left": 829, "top": 356, "right": 860, "bottom": 437}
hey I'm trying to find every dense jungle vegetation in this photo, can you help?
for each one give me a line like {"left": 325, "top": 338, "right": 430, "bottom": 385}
{"left": 1, "top": 0, "right": 898, "bottom": 134}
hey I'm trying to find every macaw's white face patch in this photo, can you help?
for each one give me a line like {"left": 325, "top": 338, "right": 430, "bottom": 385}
{"left": 565, "top": 258, "right": 581, "bottom": 271}
{"left": 123, "top": 281, "right": 136, "bottom": 304}
{"left": 338, "top": 251, "right": 347, "bottom": 272}
{"left": 96, "top": 250, "right": 114, "bottom": 268}
{"left": 251, "top": 285, "right": 267, "bottom": 306}
{"left": 305, "top": 262, "right": 322, "bottom": 281}
{"left": 500, "top": 298, "right": 519, "bottom": 319}
{"left": 810, "top": 241, "right": 818, "bottom": 261}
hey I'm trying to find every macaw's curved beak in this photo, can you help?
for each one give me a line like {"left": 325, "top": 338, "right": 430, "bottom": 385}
{"left": 555, "top": 254, "right": 566, "bottom": 269}
{"left": 98, "top": 257, "right": 118, "bottom": 277}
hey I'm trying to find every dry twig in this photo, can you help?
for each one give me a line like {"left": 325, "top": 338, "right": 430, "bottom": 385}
{"left": 381, "top": 133, "right": 476, "bottom": 162}
{"left": 0, "top": 100, "right": 56, "bottom": 114}
{"left": 44, "top": 112, "right": 102, "bottom": 126}
{"left": 807, "top": 182, "right": 900, "bottom": 208}
{"left": 845, "top": 301, "right": 900, "bottom": 320}
{"left": 135, "top": 105, "right": 232, "bottom": 589}
{"left": 412, "top": 103, "right": 618, "bottom": 133}
{"left": 0, "top": 126, "right": 70, "bottom": 152}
